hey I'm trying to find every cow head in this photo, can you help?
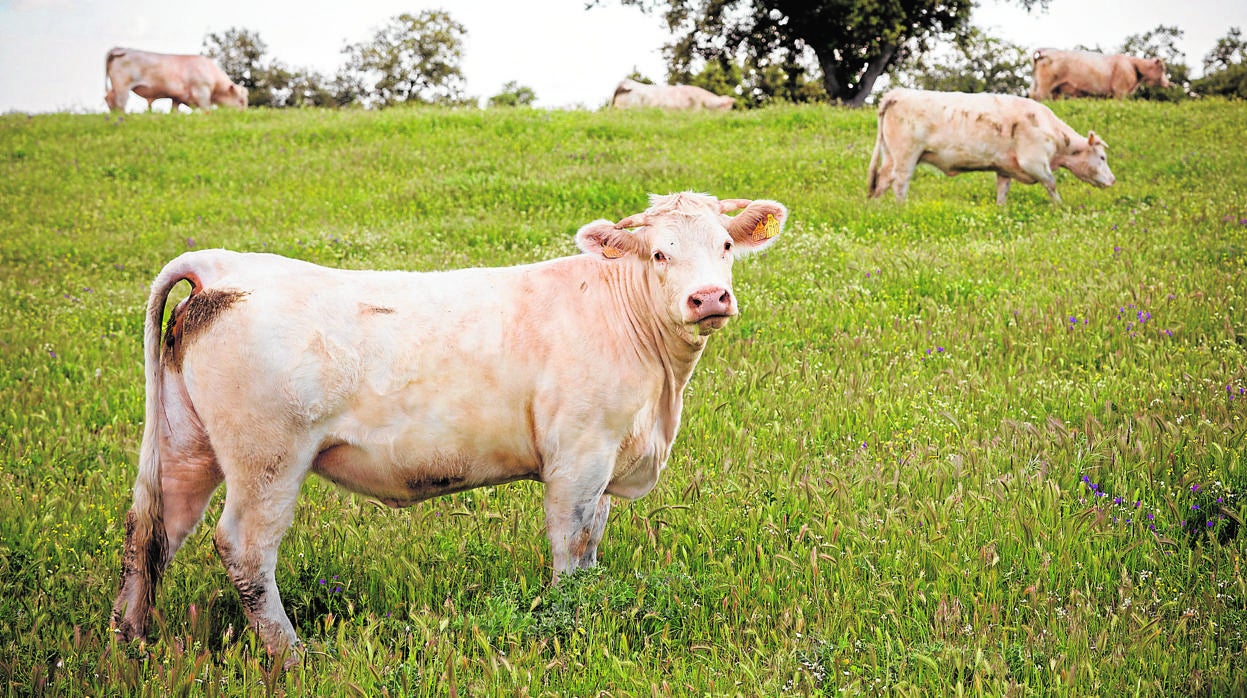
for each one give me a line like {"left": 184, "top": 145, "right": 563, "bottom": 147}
{"left": 220, "top": 83, "right": 248, "bottom": 109}
{"left": 576, "top": 193, "right": 786, "bottom": 340}
{"left": 1062, "top": 131, "right": 1115, "bottom": 189}
{"left": 1137, "top": 57, "right": 1170, "bottom": 89}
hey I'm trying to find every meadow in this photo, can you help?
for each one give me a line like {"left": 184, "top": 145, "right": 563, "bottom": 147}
{"left": 0, "top": 99, "right": 1244, "bottom": 696}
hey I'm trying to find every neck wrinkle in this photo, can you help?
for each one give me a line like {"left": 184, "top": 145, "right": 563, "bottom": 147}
{"left": 600, "top": 261, "right": 705, "bottom": 441}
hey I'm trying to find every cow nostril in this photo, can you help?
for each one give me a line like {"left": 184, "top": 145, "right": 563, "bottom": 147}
{"left": 718, "top": 291, "right": 730, "bottom": 303}
{"left": 690, "top": 297, "right": 702, "bottom": 307}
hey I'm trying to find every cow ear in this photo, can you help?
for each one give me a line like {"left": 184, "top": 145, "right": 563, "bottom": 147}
{"left": 1087, "top": 131, "right": 1106, "bottom": 148}
{"left": 724, "top": 200, "right": 786, "bottom": 254}
{"left": 576, "top": 220, "right": 646, "bottom": 260}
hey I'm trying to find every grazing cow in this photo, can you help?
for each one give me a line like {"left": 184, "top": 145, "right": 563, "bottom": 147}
{"left": 111, "top": 192, "right": 786, "bottom": 663}
{"left": 105, "top": 47, "right": 247, "bottom": 112}
{"left": 611, "top": 79, "right": 735, "bottom": 110}
{"left": 867, "top": 88, "right": 1115, "bottom": 205}
{"left": 1029, "top": 48, "right": 1170, "bottom": 100}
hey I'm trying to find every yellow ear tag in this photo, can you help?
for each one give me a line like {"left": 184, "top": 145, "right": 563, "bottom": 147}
{"left": 602, "top": 245, "right": 624, "bottom": 259}
{"left": 751, "top": 213, "right": 780, "bottom": 242}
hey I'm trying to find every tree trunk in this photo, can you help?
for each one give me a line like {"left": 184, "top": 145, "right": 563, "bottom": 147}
{"left": 847, "top": 43, "right": 898, "bottom": 107}
{"left": 818, "top": 53, "right": 845, "bottom": 103}
{"left": 819, "top": 43, "right": 898, "bottom": 105}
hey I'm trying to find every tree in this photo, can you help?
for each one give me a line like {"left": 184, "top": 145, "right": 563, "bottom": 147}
{"left": 1192, "top": 64, "right": 1247, "bottom": 99}
{"left": 487, "top": 81, "right": 537, "bottom": 107}
{"left": 1194, "top": 27, "right": 1247, "bottom": 99}
{"left": 261, "top": 64, "right": 346, "bottom": 108}
{"left": 1203, "top": 26, "right": 1247, "bottom": 73}
{"left": 892, "top": 26, "right": 1031, "bottom": 96}
{"left": 1118, "top": 25, "right": 1189, "bottom": 101}
{"left": 676, "top": 54, "right": 826, "bottom": 107}
{"left": 203, "top": 27, "right": 271, "bottom": 105}
{"left": 340, "top": 10, "right": 469, "bottom": 108}
{"left": 593, "top": 0, "right": 1045, "bottom": 106}
{"left": 204, "top": 28, "right": 350, "bottom": 108}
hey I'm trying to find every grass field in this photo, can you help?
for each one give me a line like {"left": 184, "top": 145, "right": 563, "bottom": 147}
{"left": 1, "top": 99, "right": 1245, "bottom": 696}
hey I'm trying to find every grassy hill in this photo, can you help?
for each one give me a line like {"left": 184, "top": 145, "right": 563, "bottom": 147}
{"left": 1, "top": 100, "right": 1245, "bottom": 695}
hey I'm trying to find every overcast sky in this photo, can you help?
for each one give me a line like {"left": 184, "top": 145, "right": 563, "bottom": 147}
{"left": 0, "top": 0, "right": 1242, "bottom": 114}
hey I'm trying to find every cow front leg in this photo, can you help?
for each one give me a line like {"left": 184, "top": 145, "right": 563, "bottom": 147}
{"left": 1042, "top": 177, "right": 1062, "bottom": 204}
{"left": 543, "top": 475, "right": 610, "bottom": 581}
{"left": 995, "top": 175, "right": 1012, "bottom": 205}
{"left": 581, "top": 494, "right": 612, "bottom": 567}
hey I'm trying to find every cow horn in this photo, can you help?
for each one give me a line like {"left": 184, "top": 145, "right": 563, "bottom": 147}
{"left": 717, "top": 198, "right": 752, "bottom": 213}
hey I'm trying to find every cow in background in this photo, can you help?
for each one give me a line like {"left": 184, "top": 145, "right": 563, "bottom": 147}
{"left": 105, "top": 47, "right": 247, "bottom": 112}
{"left": 611, "top": 79, "right": 735, "bottom": 110}
{"left": 110, "top": 192, "right": 786, "bottom": 664}
{"left": 867, "top": 88, "right": 1115, "bottom": 204}
{"left": 1030, "top": 49, "right": 1169, "bottom": 100}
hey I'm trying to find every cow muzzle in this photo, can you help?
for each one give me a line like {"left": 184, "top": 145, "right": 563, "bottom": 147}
{"left": 687, "top": 286, "right": 736, "bottom": 332}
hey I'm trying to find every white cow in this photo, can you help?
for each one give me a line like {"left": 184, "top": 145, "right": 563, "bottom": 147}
{"left": 1030, "top": 49, "right": 1170, "bottom": 100}
{"left": 111, "top": 192, "right": 786, "bottom": 663}
{"left": 105, "top": 47, "right": 247, "bottom": 112}
{"left": 611, "top": 79, "right": 735, "bottom": 110}
{"left": 867, "top": 88, "right": 1116, "bottom": 204}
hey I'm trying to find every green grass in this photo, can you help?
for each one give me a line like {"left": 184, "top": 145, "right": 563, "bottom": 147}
{"left": 1, "top": 100, "right": 1245, "bottom": 696}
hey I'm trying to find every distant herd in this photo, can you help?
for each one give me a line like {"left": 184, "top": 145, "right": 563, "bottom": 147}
{"left": 104, "top": 44, "right": 1168, "bottom": 206}
{"left": 106, "top": 40, "right": 1169, "bottom": 665}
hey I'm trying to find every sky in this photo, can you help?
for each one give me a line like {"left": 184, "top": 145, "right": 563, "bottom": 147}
{"left": 0, "top": 0, "right": 1243, "bottom": 114}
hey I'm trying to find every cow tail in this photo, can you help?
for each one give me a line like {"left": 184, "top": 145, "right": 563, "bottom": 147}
{"left": 867, "top": 96, "right": 891, "bottom": 197}
{"left": 117, "top": 257, "right": 201, "bottom": 627}
{"left": 610, "top": 81, "right": 630, "bottom": 107}
{"left": 867, "top": 131, "right": 882, "bottom": 196}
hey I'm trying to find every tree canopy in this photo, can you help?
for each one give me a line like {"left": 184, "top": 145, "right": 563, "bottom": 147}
{"left": 204, "top": 27, "right": 351, "bottom": 108}
{"left": 892, "top": 25, "right": 1031, "bottom": 96}
{"left": 1194, "top": 27, "right": 1247, "bottom": 99}
{"left": 594, "top": 0, "right": 1045, "bottom": 105}
{"left": 340, "top": 10, "right": 468, "bottom": 108}
{"left": 487, "top": 81, "right": 538, "bottom": 108}
{"left": 1203, "top": 26, "right": 1247, "bottom": 73}
{"left": 203, "top": 28, "right": 269, "bottom": 103}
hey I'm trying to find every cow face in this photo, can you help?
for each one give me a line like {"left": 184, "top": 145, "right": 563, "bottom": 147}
{"left": 221, "top": 83, "right": 248, "bottom": 109}
{"left": 1064, "top": 131, "right": 1116, "bottom": 189}
{"left": 577, "top": 194, "right": 785, "bottom": 338}
{"left": 1141, "top": 58, "right": 1170, "bottom": 88}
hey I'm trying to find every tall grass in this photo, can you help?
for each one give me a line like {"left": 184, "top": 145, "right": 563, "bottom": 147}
{"left": 1, "top": 100, "right": 1244, "bottom": 695}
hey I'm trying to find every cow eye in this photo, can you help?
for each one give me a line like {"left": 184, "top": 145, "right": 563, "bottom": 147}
{"left": 723, "top": 240, "right": 733, "bottom": 252}
{"left": 652, "top": 250, "right": 667, "bottom": 263}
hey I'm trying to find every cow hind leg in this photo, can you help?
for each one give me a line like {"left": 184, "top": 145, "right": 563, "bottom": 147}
{"left": 212, "top": 448, "right": 311, "bottom": 666}
{"left": 892, "top": 152, "right": 922, "bottom": 203}
{"left": 105, "top": 80, "right": 128, "bottom": 112}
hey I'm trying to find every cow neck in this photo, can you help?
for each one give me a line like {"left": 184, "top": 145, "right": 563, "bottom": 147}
{"left": 601, "top": 260, "right": 706, "bottom": 414}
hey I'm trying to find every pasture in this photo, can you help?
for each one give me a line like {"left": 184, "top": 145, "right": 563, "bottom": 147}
{"left": 1, "top": 100, "right": 1245, "bottom": 695}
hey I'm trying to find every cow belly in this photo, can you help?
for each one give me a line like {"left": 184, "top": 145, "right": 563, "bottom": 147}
{"left": 311, "top": 442, "right": 537, "bottom": 507}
